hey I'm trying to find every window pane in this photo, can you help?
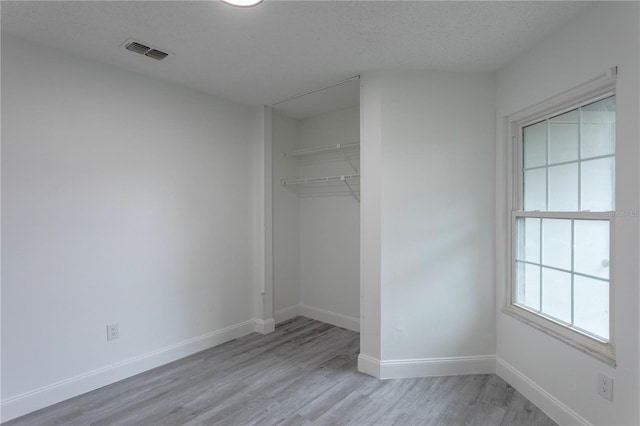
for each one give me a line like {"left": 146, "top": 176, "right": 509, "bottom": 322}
{"left": 542, "top": 219, "right": 571, "bottom": 270}
{"left": 548, "top": 163, "right": 578, "bottom": 211}
{"left": 574, "top": 220, "right": 610, "bottom": 279}
{"left": 524, "top": 168, "right": 547, "bottom": 211}
{"left": 517, "top": 218, "right": 541, "bottom": 263}
{"left": 524, "top": 121, "right": 547, "bottom": 168}
{"left": 581, "top": 96, "right": 615, "bottom": 122}
{"left": 582, "top": 124, "right": 615, "bottom": 159}
{"left": 549, "top": 110, "right": 578, "bottom": 165}
{"left": 581, "top": 96, "right": 615, "bottom": 159}
{"left": 581, "top": 157, "right": 614, "bottom": 211}
{"left": 574, "top": 275, "right": 609, "bottom": 340}
{"left": 516, "top": 261, "right": 540, "bottom": 311}
{"left": 541, "top": 268, "right": 572, "bottom": 324}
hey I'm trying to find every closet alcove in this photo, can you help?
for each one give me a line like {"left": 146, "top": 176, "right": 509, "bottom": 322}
{"left": 270, "top": 77, "right": 360, "bottom": 331}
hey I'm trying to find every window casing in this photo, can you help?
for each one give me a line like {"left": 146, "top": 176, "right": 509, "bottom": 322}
{"left": 504, "top": 70, "right": 617, "bottom": 364}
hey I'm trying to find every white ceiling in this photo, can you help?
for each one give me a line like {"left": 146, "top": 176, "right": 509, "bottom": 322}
{"left": 2, "top": 1, "right": 589, "bottom": 118}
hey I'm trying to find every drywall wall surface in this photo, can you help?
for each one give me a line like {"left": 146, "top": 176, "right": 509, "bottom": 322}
{"left": 1, "top": 35, "right": 261, "bottom": 414}
{"left": 359, "top": 74, "right": 383, "bottom": 362}
{"left": 252, "top": 107, "right": 270, "bottom": 322}
{"left": 298, "top": 107, "right": 360, "bottom": 324}
{"left": 375, "top": 71, "right": 496, "bottom": 361}
{"left": 272, "top": 112, "right": 300, "bottom": 314}
{"left": 495, "top": 3, "right": 639, "bottom": 424}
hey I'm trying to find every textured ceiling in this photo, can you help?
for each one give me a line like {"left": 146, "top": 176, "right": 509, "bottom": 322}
{"left": 2, "top": 1, "right": 589, "bottom": 114}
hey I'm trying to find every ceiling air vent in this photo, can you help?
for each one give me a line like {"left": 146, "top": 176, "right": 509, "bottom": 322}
{"left": 122, "top": 39, "right": 171, "bottom": 61}
{"left": 145, "top": 49, "right": 169, "bottom": 61}
{"left": 125, "top": 41, "right": 150, "bottom": 55}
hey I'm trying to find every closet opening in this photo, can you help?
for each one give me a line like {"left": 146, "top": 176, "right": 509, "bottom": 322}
{"left": 269, "top": 76, "right": 361, "bottom": 332}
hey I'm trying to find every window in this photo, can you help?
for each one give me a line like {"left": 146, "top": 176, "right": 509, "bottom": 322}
{"left": 505, "top": 71, "right": 616, "bottom": 363}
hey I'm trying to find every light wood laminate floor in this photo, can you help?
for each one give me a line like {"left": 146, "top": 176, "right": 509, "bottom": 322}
{"left": 5, "top": 317, "right": 556, "bottom": 426}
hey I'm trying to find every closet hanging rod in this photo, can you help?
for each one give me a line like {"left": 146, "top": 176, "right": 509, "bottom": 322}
{"left": 281, "top": 174, "right": 360, "bottom": 186}
{"left": 282, "top": 142, "right": 360, "bottom": 158}
{"left": 268, "top": 75, "right": 360, "bottom": 107}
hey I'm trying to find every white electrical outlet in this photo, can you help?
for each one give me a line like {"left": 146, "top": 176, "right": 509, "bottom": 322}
{"left": 597, "top": 372, "right": 613, "bottom": 401}
{"left": 106, "top": 323, "right": 119, "bottom": 341}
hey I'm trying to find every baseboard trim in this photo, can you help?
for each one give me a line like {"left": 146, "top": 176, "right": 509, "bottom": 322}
{"left": 274, "top": 305, "right": 301, "bottom": 324}
{"left": 357, "top": 354, "right": 496, "bottom": 380}
{"left": 1, "top": 319, "right": 260, "bottom": 423}
{"left": 254, "top": 317, "right": 275, "bottom": 334}
{"left": 298, "top": 304, "right": 360, "bottom": 332}
{"left": 496, "top": 357, "right": 590, "bottom": 426}
{"left": 380, "top": 355, "right": 496, "bottom": 379}
{"left": 358, "top": 353, "right": 382, "bottom": 378}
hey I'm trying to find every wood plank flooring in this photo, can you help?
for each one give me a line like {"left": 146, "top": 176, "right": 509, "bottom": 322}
{"left": 5, "top": 317, "right": 556, "bottom": 426}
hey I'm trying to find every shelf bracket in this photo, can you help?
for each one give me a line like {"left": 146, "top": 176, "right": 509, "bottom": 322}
{"left": 343, "top": 179, "right": 360, "bottom": 203}
{"left": 339, "top": 145, "right": 359, "bottom": 174}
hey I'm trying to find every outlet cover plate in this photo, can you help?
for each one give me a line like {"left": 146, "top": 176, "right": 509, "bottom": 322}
{"left": 107, "top": 323, "right": 119, "bottom": 341}
{"left": 597, "top": 372, "right": 613, "bottom": 401}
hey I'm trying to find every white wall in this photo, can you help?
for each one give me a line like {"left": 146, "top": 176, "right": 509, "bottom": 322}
{"left": 272, "top": 112, "right": 300, "bottom": 315}
{"left": 358, "top": 76, "right": 382, "bottom": 372}
{"left": 1, "top": 35, "right": 262, "bottom": 420}
{"left": 495, "top": 3, "right": 640, "bottom": 425}
{"left": 298, "top": 107, "right": 360, "bottom": 326}
{"left": 359, "top": 70, "right": 496, "bottom": 377}
{"left": 252, "top": 107, "right": 272, "bottom": 328}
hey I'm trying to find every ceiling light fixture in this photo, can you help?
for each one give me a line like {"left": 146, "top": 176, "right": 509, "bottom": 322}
{"left": 220, "top": 0, "right": 264, "bottom": 7}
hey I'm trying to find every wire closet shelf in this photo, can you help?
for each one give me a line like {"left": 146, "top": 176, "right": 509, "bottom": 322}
{"left": 280, "top": 142, "right": 360, "bottom": 202}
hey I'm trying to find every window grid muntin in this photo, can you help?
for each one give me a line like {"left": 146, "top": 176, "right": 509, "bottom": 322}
{"left": 515, "top": 259, "right": 609, "bottom": 283}
{"left": 514, "top": 214, "right": 610, "bottom": 341}
{"left": 512, "top": 215, "right": 611, "bottom": 342}
{"left": 570, "top": 218, "right": 576, "bottom": 326}
{"left": 523, "top": 153, "right": 615, "bottom": 172}
{"left": 577, "top": 107, "right": 583, "bottom": 211}
{"left": 521, "top": 95, "right": 616, "bottom": 213}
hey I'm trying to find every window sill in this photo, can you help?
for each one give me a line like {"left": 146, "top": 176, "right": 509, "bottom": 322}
{"left": 502, "top": 305, "right": 616, "bottom": 367}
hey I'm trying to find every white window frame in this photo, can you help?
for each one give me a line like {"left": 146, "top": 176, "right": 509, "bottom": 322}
{"left": 503, "top": 68, "right": 617, "bottom": 366}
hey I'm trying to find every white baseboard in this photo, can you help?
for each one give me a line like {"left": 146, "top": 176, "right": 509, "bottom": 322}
{"left": 380, "top": 355, "right": 496, "bottom": 379}
{"left": 274, "top": 304, "right": 360, "bottom": 332}
{"left": 254, "top": 317, "right": 275, "bottom": 334}
{"left": 357, "top": 354, "right": 496, "bottom": 379}
{"left": 1, "top": 319, "right": 260, "bottom": 423}
{"left": 496, "top": 357, "right": 590, "bottom": 426}
{"left": 274, "top": 305, "right": 301, "bottom": 324}
{"left": 358, "top": 353, "right": 382, "bottom": 378}
{"left": 298, "top": 304, "right": 360, "bottom": 332}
